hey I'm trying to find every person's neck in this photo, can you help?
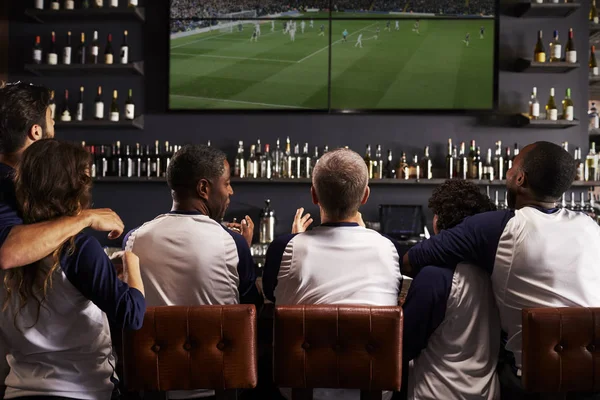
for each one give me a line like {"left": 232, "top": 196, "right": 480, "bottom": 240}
{"left": 515, "top": 197, "right": 556, "bottom": 210}
{"left": 0, "top": 153, "right": 21, "bottom": 169}
{"left": 171, "top": 200, "right": 210, "bottom": 216}
{"left": 320, "top": 211, "right": 361, "bottom": 225}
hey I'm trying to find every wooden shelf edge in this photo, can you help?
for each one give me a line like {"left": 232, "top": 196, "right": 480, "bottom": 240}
{"left": 514, "top": 2, "right": 580, "bottom": 18}
{"left": 55, "top": 115, "right": 144, "bottom": 130}
{"left": 515, "top": 58, "right": 580, "bottom": 73}
{"left": 24, "top": 61, "right": 144, "bottom": 76}
{"left": 24, "top": 7, "right": 145, "bottom": 23}
{"left": 517, "top": 113, "right": 580, "bottom": 128}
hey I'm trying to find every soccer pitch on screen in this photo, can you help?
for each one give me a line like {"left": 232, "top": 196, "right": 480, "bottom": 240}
{"left": 169, "top": 14, "right": 495, "bottom": 110}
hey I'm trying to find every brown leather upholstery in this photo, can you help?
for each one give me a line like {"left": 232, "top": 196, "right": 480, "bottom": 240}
{"left": 522, "top": 307, "right": 600, "bottom": 394}
{"left": 273, "top": 305, "right": 403, "bottom": 399}
{"left": 122, "top": 305, "right": 258, "bottom": 395}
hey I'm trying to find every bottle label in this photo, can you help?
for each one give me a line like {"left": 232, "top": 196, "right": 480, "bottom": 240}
{"left": 535, "top": 52, "right": 546, "bottom": 63}
{"left": 63, "top": 47, "right": 71, "bottom": 64}
{"left": 594, "top": 67, "right": 599, "bottom": 76}
{"left": 92, "top": 46, "right": 99, "bottom": 56}
{"left": 65, "top": 0, "right": 75, "bottom": 9}
{"left": 105, "top": 54, "right": 113, "bottom": 64}
{"left": 125, "top": 104, "right": 135, "bottom": 120}
{"left": 565, "top": 106, "right": 574, "bottom": 121}
{"left": 532, "top": 103, "right": 540, "bottom": 117}
{"left": 95, "top": 102, "right": 104, "bottom": 119}
{"left": 110, "top": 112, "right": 119, "bottom": 122}
{"left": 120, "top": 47, "right": 129, "bottom": 64}
{"left": 47, "top": 53, "right": 58, "bottom": 65}
{"left": 51, "top": 2, "right": 60, "bottom": 10}
{"left": 595, "top": 17, "right": 599, "bottom": 24}
{"left": 548, "top": 109, "right": 558, "bottom": 121}
{"left": 61, "top": 111, "right": 71, "bottom": 122}
{"left": 552, "top": 44, "right": 561, "bottom": 60}
{"left": 111, "top": 0, "right": 118, "bottom": 6}
{"left": 49, "top": 104, "right": 56, "bottom": 120}
{"left": 33, "top": 49, "right": 42, "bottom": 63}
{"left": 566, "top": 51, "right": 577, "bottom": 63}
{"left": 76, "top": 103, "right": 84, "bottom": 121}
{"left": 129, "top": 0, "right": 138, "bottom": 5}
{"left": 35, "top": 0, "right": 44, "bottom": 9}
{"left": 95, "top": 0, "right": 103, "bottom": 6}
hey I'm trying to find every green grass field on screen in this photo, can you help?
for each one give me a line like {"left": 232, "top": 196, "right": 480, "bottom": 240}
{"left": 169, "top": 13, "right": 494, "bottom": 110}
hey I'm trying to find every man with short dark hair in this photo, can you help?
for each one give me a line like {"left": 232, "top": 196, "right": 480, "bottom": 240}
{"left": 0, "top": 81, "right": 124, "bottom": 270}
{"left": 124, "top": 144, "right": 262, "bottom": 399}
{"left": 403, "top": 180, "right": 500, "bottom": 400}
{"left": 403, "top": 141, "right": 600, "bottom": 397}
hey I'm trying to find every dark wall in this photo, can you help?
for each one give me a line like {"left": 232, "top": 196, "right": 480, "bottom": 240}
{"left": 7, "top": 0, "right": 592, "bottom": 246}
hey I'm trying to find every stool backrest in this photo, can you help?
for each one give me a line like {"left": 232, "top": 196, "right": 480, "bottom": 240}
{"left": 273, "top": 304, "right": 403, "bottom": 400}
{"left": 522, "top": 307, "right": 600, "bottom": 393}
{"left": 122, "top": 305, "right": 258, "bottom": 394}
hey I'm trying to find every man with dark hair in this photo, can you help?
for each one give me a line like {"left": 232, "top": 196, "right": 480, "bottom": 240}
{"left": 124, "top": 144, "right": 262, "bottom": 399}
{"left": 0, "top": 81, "right": 124, "bottom": 270}
{"left": 403, "top": 180, "right": 500, "bottom": 399}
{"left": 403, "top": 141, "right": 600, "bottom": 397}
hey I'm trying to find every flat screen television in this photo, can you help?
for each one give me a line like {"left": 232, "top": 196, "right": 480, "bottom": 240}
{"left": 169, "top": 0, "right": 498, "bottom": 112}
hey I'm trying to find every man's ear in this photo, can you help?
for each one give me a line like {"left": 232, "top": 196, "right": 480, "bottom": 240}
{"left": 515, "top": 169, "right": 526, "bottom": 188}
{"left": 197, "top": 179, "right": 210, "bottom": 200}
{"left": 361, "top": 186, "right": 370, "bottom": 205}
{"left": 28, "top": 124, "right": 43, "bottom": 141}
{"left": 311, "top": 185, "right": 319, "bottom": 205}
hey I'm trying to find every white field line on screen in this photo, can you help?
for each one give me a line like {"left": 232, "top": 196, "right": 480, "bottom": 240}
{"left": 171, "top": 52, "right": 296, "bottom": 63}
{"left": 171, "top": 29, "right": 279, "bottom": 49}
{"left": 296, "top": 22, "right": 378, "bottom": 63}
{"left": 171, "top": 94, "right": 311, "bottom": 109}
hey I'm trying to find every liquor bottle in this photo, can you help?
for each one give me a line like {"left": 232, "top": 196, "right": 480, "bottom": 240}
{"left": 384, "top": 149, "right": 395, "bottom": 179}
{"left": 104, "top": 33, "right": 114, "bottom": 64}
{"left": 421, "top": 146, "right": 433, "bottom": 180}
{"left": 161, "top": 141, "right": 171, "bottom": 177}
{"left": 591, "top": 46, "right": 599, "bottom": 77}
{"left": 94, "top": 86, "right": 104, "bottom": 119}
{"left": 63, "top": 31, "right": 72, "bottom": 64}
{"left": 586, "top": 143, "right": 597, "bottom": 181}
{"left": 110, "top": 90, "right": 119, "bottom": 121}
{"left": 504, "top": 146, "right": 512, "bottom": 172}
{"left": 323, "top": 145, "right": 329, "bottom": 154}
{"left": 65, "top": 0, "right": 75, "bottom": 9}
{"left": 60, "top": 90, "right": 71, "bottom": 122}
{"left": 283, "top": 137, "right": 292, "bottom": 178}
{"left": 77, "top": 32, "right": 86, "bottom": 64}
{"left": 151, "top": 140, "right": 161, "bottom": 177}
{"left": 76, "top": 86, "right": 84, "bottom": 121}
{"left": 592, "top": 0, "right": 599, "bottom": 23}
{"left": 261, "top": 144, "right": 273, "bottom": 179}
{"left": 272, "top": 138, "right": 282, "bottom": 178}
{"left": 33, "top": 36, "right": 42, "bottom": 64}
{"left": 575, "top": 148, "right": 585, "bottom": 181}
{"left": 549, "top": 30, "right": 561, "bottom": 62}
{"left": 293, "top": 143, "right": 301, "bottom": 179}
{"left": 534, "top": 30, "right": 546, "bottom": 63}
{"left": 128, "top": 0, "right": 138, "bottom": 6}
{"left": 83, "top": 0, "right": 90, "bottom": 8}
{"left": 111, "top": 141, "right": 122, "bottom": 177}
{"left": 452, "top": 146, "right": 459, "bottom": 178}
{"left": 409, "top": 155, "right": 420, "bottom": 180}
{"left": 561, "top": 88, "right": 574, "bottom": 121}
{"left": 483, "top": 148, "right": 494, "bottom": 180}
{"left": 247, "top": 144, "right": 257, "bottom": 179}
{"left": 364, "top": 144, "right": 373, "bottom": 179}
{"left": 93, "top": 0, "right": 103, "bottom": 7}
{"left": 141, "top": 145, "right": 150, "bottom": 177}
{"left": 398, "top": 152, "right": 409, "bottom": 180}
{"left": 89, "top": 31, "right": 99, "bottom": 64}
{"left": 51, "top": 0, "right": 60, "bottom": 10}
{"left": 474, "top": 147, "right": 483, "bottom": 180}
{"left": 125, "top": 89, "right": 134, "bottom": 120}
{"left": 458, "top": 142, "right": 468, "bottom": 179}
{"left": 120, "top": 30, "right": 129, "bottom": 64}
{"left": 445, "top": 138, "right": 454, "bottom": 179}
{"left": 565, "top": 28, "right": 576, "bottom": 63}
{"left": 529, "top": 86, "right": 540, "bottom": 119}
{"left": 35, "top": 0, "right": 44, "bottom": 10}
{"left": 373, "top": 144, "right": 383, "bottom": 179}
{"left": 110, "top": 0, "right": 118, "bottom": 7}
{"left": 467, "top": 140, "right": 477, "bottom": 179}
{"left": 545, "top": 88, "right": 558, "bottom": 121}
{"left": 311, "top": 146, "right": 320, "bottom": 172}
{"left": 494, "top": 141, "right": 504, "bottom": 180}
{"left": 49, "top": 90, "right": 56, "bottom": 120}
{"left": 303, "top": 143, "right": 312, "bottom": 179}
{"left": 47, "top": 32, "right": 58, "bottom": 65}
{"left": 494, "top": 191, "right": 500, "bottom": 209}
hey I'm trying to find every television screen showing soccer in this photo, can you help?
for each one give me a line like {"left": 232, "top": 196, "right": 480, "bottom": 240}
{"left": 169, "top": 0, "right": 496, "bottom": 111}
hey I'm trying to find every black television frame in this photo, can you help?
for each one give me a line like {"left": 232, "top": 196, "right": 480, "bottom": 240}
{"left": 165, "top": 0, "right": 499, "bottom": 115}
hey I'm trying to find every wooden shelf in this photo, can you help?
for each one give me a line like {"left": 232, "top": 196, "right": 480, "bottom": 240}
{"left": 591, "top": 22, "right": 600, "bottom": 34}
{"left": 515, "top": 58, "right": 579, "bottom": 73}
{"left": 516, "top": 113, "right": 579, "bottom": 128}
{"left": 25, "top": 7, "right": 145, "bottom": 23}
{"left": 25, "top": 61, "right": 144, "bottom": 76}
{"left": 513, "top": 2, "right": 580, "bottom": 17}
{"left": 55, "top": 116, "right": 144, "bottom": 130}
{"left": 590, "top": 76, "right": 600, "bottom": 86}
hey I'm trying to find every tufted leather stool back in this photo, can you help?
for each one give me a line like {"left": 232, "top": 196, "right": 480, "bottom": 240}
{"left": 122, "top": 305, "right": 258, "bottom": 400}
{"left": 522, "top": 307, "right": 600, "bottom": 396}
{"left": 273, "top": 304, "right": 403, "bottom": 400}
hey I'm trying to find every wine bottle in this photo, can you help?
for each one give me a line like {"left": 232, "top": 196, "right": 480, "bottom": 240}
{"left": 51, "top": 0, "right": 60, "bottom": 10}
{"left": 47, "top": 31, "right": 58, "bottom": 65}
{"left": 125, "top": 89, "right": 134, "bottom": 120}
{"left": 565, "top": 28, "right": 576, "bottom": 63}
{"left": 591, "top": 46, "right": 599, "bottom": 76}
{"left": 562, "top": 88, "right": 574, "bottom": 121}
{"left": 534, "top": 30, "right": 546, "bottom": 63}
{"left": 474, "top": 147, "right": 483, "bottom": 180}
{"left": 128, "top": 0, "right": 138, "bottom": 6}
{"left": 446, "top": 138, "right": 454, "bottom": 179}
{"left": 76, "top": 86, "right": 84, "bottom": 121}
{"left": 62, "top": 31, "right": 72, "bottom": 64}
{"left": 529, "top": 86, "right": 540, "bottom": 119}
{"left": 549, "top": 30, "right": 561, "bottom": 62}
{"left": 467, "top": 139, "right": 477, "bottom": 179}
{"left": 120, "top": 30, "right": 128, "bottom": 64}
{"left": 110, "top": 90, "right": 119, "bottom": 122}
{"left": 94, "top": 86, "right": 104, "bottom": 120}
{"left": 421, "top": 146, "right": 433, "bottom": 180}
{"left": 89, "top": 30, "right": 99, "bottom": 64}
{"left": 60, "top": 90, "right": 71, "bottom": 122}
{"left": 33, "top": 36, "right": 42, "bottom": 64}
{"left": 104, "top": 33, "right": 113, "bottom": 64}
{"left": 546, "top": 88, "right": 558, "bottom": 121}
{"left": 35, "top": 0, "right": 44, "bottom": 10}
{"left": 77, "top": 32, "right": 86, "bottom": 64}
{"left": 110, "top": 0, "right": 118, "bottom": 7}
{"left": 591, "top": 0, "right": 599, "bottom": 24}
{"left": 83, "top": 0, "right": 90, "bottom": 7}
{"left": 65, "top": 0, "right": 75, "bottom": 9}
{"left": 49, "top": 90, "right": 56, "bottom": 120}
{"left": 364, "top": 144, "right": 373, "bottom": 179}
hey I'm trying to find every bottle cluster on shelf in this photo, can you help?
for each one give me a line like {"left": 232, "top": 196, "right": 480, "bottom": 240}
{"left": 32, "top": 30, "right": 130, "bottom": 65}
{"left": 35, "top": 0, "right": 138, "bottom": 10}
{"left": 49, "top": 86, "right": 136, "bottom": 122}
{"left": 591, "top": 0, "right": 599, "bottom": 24}
{"left": 533, "top": 28, "right": 577, "bottom": 64}
{"left": 525, "top": 86, "right": 575, "bottom": 121}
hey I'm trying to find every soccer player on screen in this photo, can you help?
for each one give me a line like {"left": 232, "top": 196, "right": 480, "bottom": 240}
{"left": 319, "top": 24, "right": 325, "bottom": 36}
{"left": 375, "top": 26, "right": 380, "bottom": 39}
{"left": 290, "top": 27, "right": 296, "bottom": 42}
{"left": 301, "top": 20, "right": 306, "bottom": 34}
{"left": 255, "top": 22, "right": 261, "bottom": 36}
{"left": 238, "top": 22, "right": 243, "bottom": 32}
{"left": 355, "top": 33, "right": 363, "bottom": 48}
{"left": 412, "top": 20, "right": 420, "bottom": 34}
{"left": 310, "top": 19, "right": 314, "bottom": 28}
{"left": 395, "top": 20, "right": 400, "bottom": 30}
{"left": 385, "top": 20, "right": 391, "bottom": 31}
{"left": 342, "top": 29, "right": 348, "bottom": 42}
{"left": 250, "top": 29, "right": 258, "bottom": 42}
{"left": 463, "top": 32, "right": 470, "bottom": 46}
{"left": 271, "top": 20, "right": 275, "bottom": 32}
{"left": 480, "top": 26, "right": 485, "bottom": 39}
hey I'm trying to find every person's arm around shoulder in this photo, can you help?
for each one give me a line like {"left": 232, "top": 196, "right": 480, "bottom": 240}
{"left": 0, "top": 208, "right": 124, "bottom": 270}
